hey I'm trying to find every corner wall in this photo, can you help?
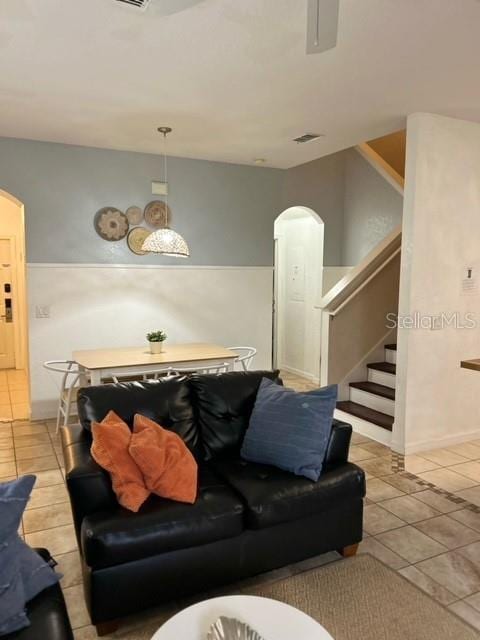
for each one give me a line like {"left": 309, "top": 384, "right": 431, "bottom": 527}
{"left": 342, "top": 149, "right": 403, "bottom": 265}
{"left": 282, "top": 147, "right": 403, "bottom": 268}
{"left": 281, "top": 151, "right": 346, "bottom": 266}
{"left": 394, "top": 113, "right": 480, "bottom": 453}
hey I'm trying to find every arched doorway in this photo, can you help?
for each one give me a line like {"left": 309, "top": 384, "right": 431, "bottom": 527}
{"left": 273, "top": 206, "right": 324, "bottom": 383}
{"left": 0, "top": 190, "right": 30, "bottom": 421}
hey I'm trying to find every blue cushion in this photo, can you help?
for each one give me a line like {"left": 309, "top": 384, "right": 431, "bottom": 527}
{"left": 240, "top": 378, "right": 337, "bottom": 481}
{"left": 0, "top": 476, "right": 60, "bottom": 636}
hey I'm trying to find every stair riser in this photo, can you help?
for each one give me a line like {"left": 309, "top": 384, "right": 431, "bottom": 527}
{"left": 368, "top": 368, "right": 396, "bottom": 389}
{"left": 334, "top": 409, "right": 392, "bottom": 446}
{"left": 350, "top": 387, "right": 395, "bottom": 416}
{"left": 385, "top": 348, "right": 397, "bottom": 364}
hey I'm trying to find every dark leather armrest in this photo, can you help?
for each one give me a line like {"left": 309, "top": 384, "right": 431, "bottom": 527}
{"left": 61, "top": 425, "right": 116, "bottom": 543}
{"left": 324, "top": 419, "right": 352, "bottom": 467}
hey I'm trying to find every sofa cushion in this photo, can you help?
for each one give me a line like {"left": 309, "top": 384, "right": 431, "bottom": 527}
{"left": 91, "top": 411, "right": 150, "bottom": 512}
{"left": 189, "top": 370, "right": 280, "bottom": 460}
{"left": 130, "top": 414, "right": 198, "bottom": 504}
{"left": 241, "top": 378, "right": 338, "bottom": 481}
{"left": 77, "top": 377, "right": 202, "bottom": 458}
{"left": 3, "top": 549, "right": 74, "bottom": 640}
{"left": 0, "top": 478, "right": 60, "bottom": 636}
{"left": 81, "top": 466, "right": 244, "bottom": 569}
{"left": 212, "top": 458, "right": 366, "bottom": 530}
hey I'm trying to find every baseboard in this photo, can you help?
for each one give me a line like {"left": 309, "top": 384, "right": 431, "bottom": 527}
{"left": 403, "top": 428, "right": 480, "bottom": 455}
{"left": 334, "top": 408, "right": 392, "bottom": 447}
{"left": 280, "top": 365, "right": 320, "bottom": 384}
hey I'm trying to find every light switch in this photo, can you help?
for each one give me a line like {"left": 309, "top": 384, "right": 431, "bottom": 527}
{"left": 35, "top": 305, "right": 50, "bottom": 318}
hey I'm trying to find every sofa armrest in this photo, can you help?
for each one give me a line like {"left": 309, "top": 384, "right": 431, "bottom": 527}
{"left": 61, "top": 426, "right": 116, "bottom": 543}
{"left": 324, "top": 419, "right": 352, "bottom": 467}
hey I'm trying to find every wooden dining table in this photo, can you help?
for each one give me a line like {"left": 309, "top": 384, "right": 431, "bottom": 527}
{"left": 73, "top": 342, "right": 237, "bottom": 386}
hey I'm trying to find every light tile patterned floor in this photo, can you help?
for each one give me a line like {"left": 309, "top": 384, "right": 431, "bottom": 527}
{"left": 0, "top": 368, "right": 30, "bottom": 421}
{"left": 2, "top": 373, "right": 480, "bottom": 635}
{"left": 283, "top": 370, "right": 480, "bottom": 632}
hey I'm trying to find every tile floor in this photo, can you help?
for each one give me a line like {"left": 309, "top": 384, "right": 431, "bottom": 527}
{"left": 0, "top": 368, "right": 30, "bottom": 421}
{"left": 2, "top": 373, "right": 480, "bottom": 635}
{"left": 283, "top": 370, "right": 480, "bottom": 632}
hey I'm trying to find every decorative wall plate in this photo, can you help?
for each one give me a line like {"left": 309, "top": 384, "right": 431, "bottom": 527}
{"left": 94, "top": 207, "right": 129, "bottom": 241}
{"left": 126, "top": 206, "right": 143, "bottom": 225}
{"left": 144, "top": 200, "right": 170, "bottom": 228}
{"left": 127, "top": 227, "right": 151, "bottom": 255}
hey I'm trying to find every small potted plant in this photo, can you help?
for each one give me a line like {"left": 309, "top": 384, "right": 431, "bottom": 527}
{"left": 146, "top": 330, "right": 167, "bottom": 354}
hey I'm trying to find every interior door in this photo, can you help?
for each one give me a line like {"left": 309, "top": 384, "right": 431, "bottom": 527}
{"left": 0, "top": 239, "right": 16, "bottom": 369}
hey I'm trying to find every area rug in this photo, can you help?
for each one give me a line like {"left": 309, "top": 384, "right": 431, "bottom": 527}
{"left": 107, "top": 555, "right": 478, "bottom": 639}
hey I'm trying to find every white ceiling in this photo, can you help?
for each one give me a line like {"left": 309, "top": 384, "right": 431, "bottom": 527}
{"left": 1, "top": 0, "right": 480, "bottom": 169}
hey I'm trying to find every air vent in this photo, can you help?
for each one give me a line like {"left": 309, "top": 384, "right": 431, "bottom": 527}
{"left": 115, "top": 0, "right": 153, "bottom": 10}
{"left": 293, "top": 133, "right": 324, "bottom": 144}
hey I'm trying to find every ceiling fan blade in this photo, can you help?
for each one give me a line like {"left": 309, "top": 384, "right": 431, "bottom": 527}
{"left": 306, "top": 0, "right": 339, "bottom": 55}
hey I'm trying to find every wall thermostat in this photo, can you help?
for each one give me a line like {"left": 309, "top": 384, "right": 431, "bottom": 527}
{"left": 152, "top": 181, "right": 168, "bottom": 196}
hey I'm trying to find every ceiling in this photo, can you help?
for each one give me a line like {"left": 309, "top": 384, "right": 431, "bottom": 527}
{"left": 1, "top": 0, "right": 480, "bottom": 169}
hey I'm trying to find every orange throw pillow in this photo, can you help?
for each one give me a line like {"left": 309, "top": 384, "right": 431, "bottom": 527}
{"left": 129, "top": 414, "right": 198, "bottom": 504}
{"left": 91, "top": 411, "right": 150, "bottom": 512}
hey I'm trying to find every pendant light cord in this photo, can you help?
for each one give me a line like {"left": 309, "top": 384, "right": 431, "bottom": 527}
{"left": 163, "top": 130, "right": 168, "bottom": 215}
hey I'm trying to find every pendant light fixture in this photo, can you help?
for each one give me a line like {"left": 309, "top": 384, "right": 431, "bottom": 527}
{"left": 142, "top": 127, "right": 190, "bottom": 258}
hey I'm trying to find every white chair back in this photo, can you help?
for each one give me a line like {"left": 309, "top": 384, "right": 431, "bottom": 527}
{"left": 166, "top": 363, "right": 230, "bottom": 376}
{"left": 228, "top": 346, "right": 257, "bottom": 371}
{"left": 43, "top": 360, "right": 83, "bottom": 433}
{"left": 43, "top": 360, "right": 81, "bottom": 393}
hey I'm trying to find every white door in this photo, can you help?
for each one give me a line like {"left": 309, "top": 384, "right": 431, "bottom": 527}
{"left": 0, "top": 239, "right": 16, "bottom": 369}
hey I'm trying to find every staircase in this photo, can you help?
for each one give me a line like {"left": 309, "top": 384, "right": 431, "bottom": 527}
{"left": 336, "top": 343, "right": 396, "bottom": 433}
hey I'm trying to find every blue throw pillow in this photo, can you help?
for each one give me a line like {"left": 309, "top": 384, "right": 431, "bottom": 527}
{"left": 0, "top": 476, "right": 60, "bottom": 636}
{"left": 240, "top": 378, "right": 337, "bottom": 481}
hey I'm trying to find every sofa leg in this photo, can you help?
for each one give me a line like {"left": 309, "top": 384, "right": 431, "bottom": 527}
{"left": 339, "top": 543, "right": 359, "bottom": 557}
{"left": 95, "top": 621, "right": 119, "bottom": 636}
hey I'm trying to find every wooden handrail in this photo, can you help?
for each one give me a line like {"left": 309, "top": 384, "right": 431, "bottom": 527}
{"left": 319, "top": 225, "right": 402, "bottom": 315}
{"left": 356, "top": 143, "right": 405, "bottom": 194}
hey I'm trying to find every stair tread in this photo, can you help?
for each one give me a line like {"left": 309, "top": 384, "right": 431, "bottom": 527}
{"left": 367, "top": 362, "right": 396, "bottom": 375}
{"left": 336, "top": 401, "right": 394, "bottom": 431}
{"left": 349, "top": 381, "right": 395, "bottom": 400}
{"left": 385, "top": 343, "right": 397, "bottom": 351}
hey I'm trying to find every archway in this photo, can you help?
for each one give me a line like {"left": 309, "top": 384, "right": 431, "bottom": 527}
{"left": 0, "top": 190, "right": 30, "bottom": 421}
{"left": 273, "top": 206, "right": 324, "bottom": 383}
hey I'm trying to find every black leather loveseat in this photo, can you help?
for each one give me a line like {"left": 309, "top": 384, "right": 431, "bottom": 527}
{"left": 61, "top": 370, "right": 365, "bottom": 635}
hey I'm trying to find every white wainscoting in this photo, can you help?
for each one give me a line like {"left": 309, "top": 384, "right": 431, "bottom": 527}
{"left": 27, "top": 264, "right": 274, "bottom": 420}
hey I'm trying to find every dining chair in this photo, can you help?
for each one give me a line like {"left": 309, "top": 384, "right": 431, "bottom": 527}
{"left": 227, "top": 346, "right": 257, "bottom": 371}
{"left": 167, "top": 363, "right": 230, "bottom": 376}
{"left": 43, "top": 360, "right": 83, "bottom": 434}
{"left": 110, "top": 367, "right": 178, "bottom": 383}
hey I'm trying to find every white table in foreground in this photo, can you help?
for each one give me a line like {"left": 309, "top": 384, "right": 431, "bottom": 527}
{"left": 73, "top": 343, "right": 237, "bottom": 385}
{"left": 151, "top": 595, "right": 333, "bottom": 640}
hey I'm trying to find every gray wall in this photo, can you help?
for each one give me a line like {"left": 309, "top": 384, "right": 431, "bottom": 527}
{"left": 0, "top": 137, "right": 283, "bottom": 266}
{"left": 342, "top": 148, "right": 403, "bottom": 265}
{"left": 281, "top": 151, "right": 345, "bottom": 266}
{"left": 0, "top": 137, "right": 402, "bottom": 267}
{"left": 282, "top": 148, "right": 403, "bottom": 266}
